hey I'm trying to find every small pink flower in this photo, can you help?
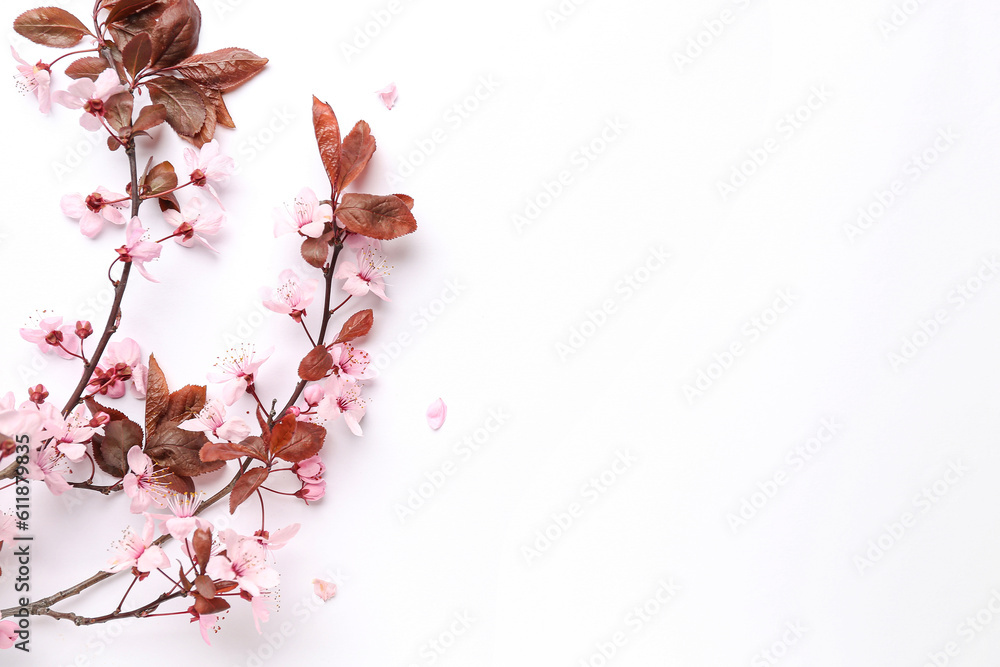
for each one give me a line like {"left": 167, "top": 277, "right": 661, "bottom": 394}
{"left": 154, "top": 493, "right": 210, "bottom": 540}
{"left": 426, "top": 398, "right": 447, "bottom": 430}
{"left": 334, "top": 246, "right": 391, "bottom": 301}
{"left": 317, "top": 377, "right": 365, "bottom": 436}
{"left": 206, "top": 530, "right": 279, "bottom": 597}
{"left": 184, "top": 140, "right": 234, "bottom": 208}
{"left": 122, "top": 446, "right": 167, "bottom": 514}
{"left": 19, "top": 316, "right": 81, "bottom": 360}
{"left": 313, "top": 578, "right": 337, "bottom": 601}
{"left": 253, "top": 523, "right": 300, "bottom": 555}
{"left": 207, "top": 345, "right": 274, "bottom": 405}
{"left": 163, "top": 198, "right": 223, "bottom": 251}
{"left": 0, "top": 620, "right": 17, "bottom": 650}
{"left": 90, "top": 338, "right": 148, "bottom": 399}
{"left": 193, "top": 613, "right": 219, "bottom": 645}
{"left": 329, "top": 343, "right": 372, "bottom": 382}
{"left": 376, "top": 82, "right": 398, "bottom": 110}
{"left": 293, "top": 455, "right": 325, "bottom": 502}
{"left": 24, "top": 445, "right": 71, "bottom": 496}
{"left": 12, "top": 46, "right": 51, "bottom": 113}
{"left": 105, "top": 515, "right": 170, "bottom": 573}
{"left": 262, "top": 269, "right": 319, "bottom": 322}
{"left": 60, "top": 187, "right": 128, "bottom": 238}
{"left": 41, "top": 404, "right": 98, "bottom": 462}
{"left": 53, "top": 69, "right": 126, "bottom": 131}
{"left": 273, "top": 187, "right": 332, "bottom": 238}
{"left": 178, "top": 399, "right": 250, "bottom": 441}
{"left": 117, "top": 217, "right": 162, "bottom": 282}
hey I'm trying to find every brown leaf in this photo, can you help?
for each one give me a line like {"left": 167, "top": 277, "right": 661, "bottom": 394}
{"left": 146, "top": 76, "right": 207, "bottom": 139}
{"left": 171, "top": 48, "right": 268, "bottom": 92}
{"left": 312, "top": 96, "right": 341, "bottom": 192}
{"left": 14, "top": 7, "right": 91, "bottom": 48}
{"left": 269, "top": 415, "right": 327, "bottom": 463}
{"left": 147, "top": 0, "right": 200, "bottom": 68}
{"left": 334, "top": 309, "right": 374, "bottom": 344}
{"left": 338, "top": 120, "right": 376, "bottom": 191}
{"left": 146, "top": 424, "right": 223, "bottom": 477}
{"left": 190, "top": 84, "right": 218, "bottom": 148}
{"left": 132, "top": 104, "right": 166, "bottom": 133}
{"left": 202, "top": 87, "right": 234, "bottom": 128}
{"left": 65, "top": 57, "right": 111, "bottom": 80}
{"left": 121, "top": 32, "right": 152, "bottom": 78}
{"left": 194, "top": 594, "right": 230, "bottom": 615}
{"left": 256, "top": 408, "right": 271, "bottom": 445}
{"left": 393, "top": 193, "right": 415, "bottom": 210}
{"left": 300, "top": 235, "right": 331, "bottom": 269}
{"left": 192, "top": 526, "right": 212, "bottom": 568}
{"left": 91, "top": 419, "right": 143, "bottom": 477}
{"left": 145, "top": 354, "right": 170, "bottom": 438}
{"left": 104, "top": 0, "right": 162, "bottom": 25}
{"left": 156, "top": 468, "right": 195, "bottom": 494}
{"left": 200, "top": 436, "right": 267, "bottom": 463}
{"left": 145, "top": 161, "right": 177, "bottom": 195}
{"left": 193, "top": 574, "right": 216, "bottom": 599}
{"left": 85, "top": 396, "right": 131, "bottom": 425}
{"left": 299, "top": 346, "right": 333, "bottom": 382}
{"left": 336, "top": 193, "right": 417, "bottom": 240}
{"left": 229, "top": 466, "right": 269, "bottom": 513}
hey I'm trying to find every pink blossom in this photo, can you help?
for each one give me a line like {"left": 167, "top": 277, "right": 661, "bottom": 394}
{"left": 206, "top": 530, "right": 279, "bottom": 597}
{"left": 105, "top": 516, "right": 170, "bottom": 573}
{"left": 207, "top": 345, "right": 273, "bottom": 405}
{"left": 19, "top": 316, "right": 81, "bottom": 360}
{"left": 317, "top": 377, "right": 366, "bottom": 436}
{"left": 312, "top": 578, "right": 337, "bottom": 601}
{"left": 117, "top": 217, "right": 162, "bottom": 282}
{"left": 273, "top": 187, "right": 332, "bottom": 238}
{"left": 0, "top": 513, "right": 14, "bottom": 544}
{"left": 155, "top": 493, "right": 211, "bottom": 540}
{"left": 90, "top": 337, "right": 148, "bottom": 399}
{"left": 293, "top": 455, "right": 325, "bottom": 502}
{"left": 53, "top": 69, "right": 126, "bottom": 131}
{"left": 40, "top": 404, "right": 98, "bottom": 462}
{"left": 303, "top": 384, "right": 325, "bottom": 407}
{"left": 261, "top": 269, "right": 319, "bottom": 321}
{"left": 344, "top": 232, "right": 380, "bottom": 251}
{"left": 163, "top": 197, "right": 223, "bottom": 251}
{"left": 329, "top": 343, "right": 372, "bottom": 383}
{"left": 334, "top": 246, "right": 391, "bottom": 301}
{"left": 123, "top": 446, "right": 167, "bottom": 514}
{"left": 193, "top": 613, "right": 219, "bottom": 645}
{"left": 178, "top": 399, "right": 250, "bottom": 441}
{"left": 426, "top": 398, "right": 447, "bottom": 430}
{"left": 376, "top": 82, "right": 398, "bottom": 110}
{"left": 12, "top": 47, "right": 51, "bottom": 113}
{"left": 183, "top": 140, "right": 234, "bottom": 207}
{"left": 253, "top": 523, "right": 299, "bottom": 557}
{"left": 0, "top": 620, "right": 17, "bottom": 650}
{"left": 24, "top": 445, "right": 71, "bottom": 496}
{"left": 60, "top": 187, "right": 128, "bottom": 238}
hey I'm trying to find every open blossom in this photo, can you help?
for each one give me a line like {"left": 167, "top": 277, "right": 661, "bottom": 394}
{"left": 123, "top": 446, "right": 167, "bottom": 514}
{"left": 253, "top": 523, "right": 300, "bottom": 557}
{"left": 207, "top": 345, "right": 273, "bottom": 405}
{"left": 105, "top": 516, "right": 170, "bottom": 573}
{"left": 117, "top": 217, "right": 162, "bottom": 282}
{"left": 12, "top": 47, "right": 51, "bottom": 113}
{"left": 154, "top": 493, "right": 211, "bottom": 540}
{"left": 273, "top": 187, "right": 332, "bottom": 238}
{"left": 24, "top": 445, "right": 71, "bottom": 495}
{"left": 0, "top": 620, "right": 17, "bottom": 650}
{"left": 52, "top": 69, "right": 126, "bottom": 131}
{"left": 40, "top": 404, "right": 98, "bottom": 462}
{"left": 261, "top": 269, "right": 319, "bottom": 322}
{"left": 90, "top": 338, "right": 148, "bottom": 399}
{"left": 329, "top": 343, "right": 372, "bottom": 382}
{"left": 19, "top": 316, "right": 81, "bottom": 360}
{"left": 60, "top": 187, "right": 128, "bottom": 238}
{"left": 179, "top": 399, "right": 250, "bottom": 441}
{"left": 193, "top": 612, "right": 219, "bottom": 645}
{"left": 317, "top": 377, "right": 366, "bottom": 436}
{"left": 184, "top": 140, "right": 234, "bottom": 207}
{"left": 163, "top": 197, "right": 223, "bottom": 251}
{"left": 206, "top": 530, "right": 279, "bottom": 597}
{"left": 293, "top": 454, "right": 325, "bottom": 502}
{"left": 334, "top": 246, "right": 391, "bottom": 301}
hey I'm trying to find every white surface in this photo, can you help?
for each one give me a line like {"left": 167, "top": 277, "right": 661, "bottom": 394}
{"left": 2, "top": 0, "right": 1000, "bottom": 664}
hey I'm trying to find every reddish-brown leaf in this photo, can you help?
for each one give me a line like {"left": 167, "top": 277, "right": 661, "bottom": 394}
{"left": 192, "top": 526, "right": 212, "bottom": 568}
{"left": 145, "top": 160, "right": 177, "bottom": 194}
{"left": 145, "top": 354, "right": 170, "bottom": 438}
{"left": 299, "top": 346, "right": 334, "bottom": 382}
{"left": 194, "top": 594, "right": 230, "bottom": 615}
{"left": 121, "top": 32, "right": 151, "bottom": 78}
{"left": 85, "top": 396, "right": 131, "bottom": 425}
{"left": 165, "top": 384, "right": 206, "bottom": 423}
{"left": 336, "top": 193, "right": 417, "bottom": 240}
{"left": 229, "top": 466, "right": 269, "bottom": 513}
{"left": 104, "top": 92, "right": 133, "bottom": 133}
{"left": 200, "top": 436, "right": 267, "bottom": 463}
{"left": 256, "top": 408, "right": 271, "bottom": 445}
{"left": 104, "top": 0, "right": 162, "bottom": 25}
{"left": 91, "top": 419, "right": 143, "bottom": 477}
{"left": 132, "top": 103, "right": 166, "bottom": 133}
{"left": 203, "top": 87, "right": 234, "bottom": 128}
{"left": 393, "top": 193, "right": 415, "bottom": 210}
{"left": 157, "top": 468, "right": 195, "bottom": 494}
{"left": 334, "top": 309, "right": 374, "bottom": 344}
{"left": 147, "top": 0, "right": 200, "bottom": 68}
{"left": 193, "top": 574, "right": 216, "bottom": 599}
{"left": 300, "top": 235, "right": 331, "bottom": 269}
{"left": 146, "top": 424, "right": 223, "bottom": 477}
{"left": 146, "top": 76, "right": 207, "bottom": 139}
{"left": 269, "top": 415, "right": 326, "bottom": 463}
{"left": 14, "top": 7, "right": 91, "bottom": 47}
{"left": 65, "top": 56, "right": 110, "bottom": 80}
{"left": 171, "top": 47, "right": 268, "bottom": 91}
{"left": 338, "top": 120, "right": 376, "bottom": 191}
{"left": 312, "top": 96, "right": 341, "bottom": 191}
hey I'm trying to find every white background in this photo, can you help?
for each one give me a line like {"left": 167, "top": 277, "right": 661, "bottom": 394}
{"left": 2, "top": 0, "right": 1000, "bottom": 665}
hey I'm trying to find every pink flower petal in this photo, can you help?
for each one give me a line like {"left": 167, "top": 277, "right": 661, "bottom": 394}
{"left": 376, "top": 82, "right": 398, "bottom": 110}
{"left": 426, "top": 398, "right": 447, "bottom": 430}
{"left": 313, "top": 578, "right": 337, "bottom": 601}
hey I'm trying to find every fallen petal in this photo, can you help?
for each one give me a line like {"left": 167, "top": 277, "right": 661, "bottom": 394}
{"left": 313, "top": 578, "right": 337, "bottom": 601}
{"left": 426, "top": 398, "right": 447, "bottom": 430}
